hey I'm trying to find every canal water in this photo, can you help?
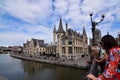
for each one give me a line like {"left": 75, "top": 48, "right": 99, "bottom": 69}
{"left": 0, "top": 54, "right": 87, "bottom": 80}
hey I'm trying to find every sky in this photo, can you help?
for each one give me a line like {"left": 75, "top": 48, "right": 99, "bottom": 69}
{"left": 0, "top": 0, "right": 120, "bottom": 47}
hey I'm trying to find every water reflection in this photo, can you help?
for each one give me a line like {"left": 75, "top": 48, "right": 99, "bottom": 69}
{"left": 0, "top": 54, "right": 87, "bottom": 80}
{"left": 22, "top": 61, "right": 87, "bottom": 80}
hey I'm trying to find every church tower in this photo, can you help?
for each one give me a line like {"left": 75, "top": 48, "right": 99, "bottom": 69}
{"left": 56, "top": 18, "right": 65, "bottom": 54}
{"left": 94, "top": 29, "right": 101, "bottom": 44}
{"left": 82, "top": 26, "right": 88, "bottom": 54}
{"left": 53, "top": 25, "right": 57, "bottom": 45}
{"left": 83, "top": 26, "right": 87, "bottom": 39}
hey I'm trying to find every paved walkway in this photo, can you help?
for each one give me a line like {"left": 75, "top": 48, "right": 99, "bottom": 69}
{"left": 62, "top": 55, "right": 90, "bottom": 67}
{"left": 10, "top": 54, "right": 90, "bottom": 69}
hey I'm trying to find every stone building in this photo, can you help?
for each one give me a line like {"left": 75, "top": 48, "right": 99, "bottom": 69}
{"left": 23, "top": 18, "right": 88, "bottom": 59}
{"left": 89, "top": 29, "right": 101, "bottom": 46}
{"left": 45, "top": 44, "right": 56, "bottom": 54}
{"left": 0, "top": 46, "right": 12, "bottom": 54}
{"left": 23, "top": 38, "right": 45, "bottom": 57}
{"left": 12, "top": 46, "right": 23, "bottom": 54}
{"left": 94, "top": 29, "right": 101, "bottom": 43}
{"left": 53, "top": 18, "right": 88, "bottom": 59}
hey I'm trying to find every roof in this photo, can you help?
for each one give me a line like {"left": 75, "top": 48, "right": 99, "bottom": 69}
{"left": 57, "top": 18, "right": 65, "bottom": 33}
{"left": 67, "top": 28, "right": 82, "bottom": 38}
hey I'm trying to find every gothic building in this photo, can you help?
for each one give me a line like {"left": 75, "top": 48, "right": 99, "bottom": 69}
{"left": 89, "top": 29, "right": 101, "bottom": 46}
{"left": 94, "top": 29, "right": 101, "bottom": 43}
{"left": 53, "top": 18, "right": 88, "bottom": 59}
{"left": 23, "top": 38, "right": 46, "bottom": 57}
{"left": 23, "top": 18, "right": 88, "bottom": 59}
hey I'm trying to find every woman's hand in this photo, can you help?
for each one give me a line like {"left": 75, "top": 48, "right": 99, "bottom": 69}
{"left": 95, "top": 59, "right": 102, "bottom": 62}
{"left": 87, "top": 74, "right": 97, "bottom": 80}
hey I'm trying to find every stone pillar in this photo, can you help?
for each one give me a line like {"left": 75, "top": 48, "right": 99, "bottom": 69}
{"left": 59, "top": 34, "right": 62, "bottom": 55}
{"left": 60, "top": 42, "right": 62, "bottom": 54}
{"left": 74, "top": 47, "right": 76, "bottom": 54}
{"left": 72, "top": 46, "right": 74, "bottom": 58}
{"left": 57, "top": 41, "right": 59, "bottom": 54}
{"left": 72, "top": 45, "right": 74, "bottom": 54}
{"left": 65, "top": 39, "right": 68, "bottom": 57}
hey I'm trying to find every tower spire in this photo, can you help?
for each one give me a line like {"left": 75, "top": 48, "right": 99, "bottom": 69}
{"left": 107, "top": 31, "right": 109, "bottom": 35}
{"left": 83, "top": 26, "right": 87, "bottom": 36}
{"left": 53, "top": 25, "right": 56, "bottom": 33}
{"left": 66, "top": 22, "right": 68, "bottom": 32}
{"left": 57, "top": 18, "right": 64, "bottom": 33}
{"left": 66, "top": 22, "right": 68, "bottom": 36}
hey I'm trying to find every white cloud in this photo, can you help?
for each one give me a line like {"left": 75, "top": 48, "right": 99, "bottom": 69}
{"left": 0, "top": 24, "right": 53, "bottom": 46}
{"left": 54, "top": 0, "right": 69, "bottom": 16}
{"left": 0, "top": 0, "right": 120, "bottom": 46}
{"left": 0, "top": 31, "right": 29, "bottom": 46}
{"left": 3, "top": 0, "right": 53, "bottom": 24}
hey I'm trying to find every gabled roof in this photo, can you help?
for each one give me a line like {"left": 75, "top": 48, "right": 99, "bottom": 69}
{"left": 31, "top": 38, "right": 45, "bottom": 47}
{"left": 67, "top": 28, "right": 82, "bottom": 38}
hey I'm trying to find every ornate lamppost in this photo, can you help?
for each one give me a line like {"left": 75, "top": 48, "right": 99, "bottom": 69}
{"left": 90, "top": 13, "right": 105, "bottom": 45}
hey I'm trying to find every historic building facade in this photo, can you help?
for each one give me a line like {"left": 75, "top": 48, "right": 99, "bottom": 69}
{"left": 45, "top": 44, "right": 56, "bottom": 54}
{"left": 23, "top": 38, "right": 45, "bottom": 57}
{"left": 53, "top": 18, "right": 88, "bottom": 59}
{"left": 23, "top": 18, "right": 88, "bottom": 59}
{"left": 89, "top": 29, "right": 101, "bottom": 46}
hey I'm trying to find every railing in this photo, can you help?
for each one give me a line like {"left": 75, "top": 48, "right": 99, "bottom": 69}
{"left": 84, "top": 60, "right": 99, "bottom": 80}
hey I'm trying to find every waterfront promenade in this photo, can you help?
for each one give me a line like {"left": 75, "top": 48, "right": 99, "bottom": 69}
{"left": 10, "top": 53, "right": 90, "bottom": 69}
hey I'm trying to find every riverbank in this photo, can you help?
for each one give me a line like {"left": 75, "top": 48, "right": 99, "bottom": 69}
{"left": 10, "top": 53, "right": 90, "bottom": 69}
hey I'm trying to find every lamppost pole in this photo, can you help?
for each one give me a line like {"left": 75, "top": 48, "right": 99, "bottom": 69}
{"left": 86, "top": 14, "right": 105, "bottom": 79}
{"left": 90, "top": 13, "right": 105, "bottom": 45}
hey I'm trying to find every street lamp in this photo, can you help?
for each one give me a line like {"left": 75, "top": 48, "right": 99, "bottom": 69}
{"left": 90, "top": 13, "right": 105, "bottom": 45}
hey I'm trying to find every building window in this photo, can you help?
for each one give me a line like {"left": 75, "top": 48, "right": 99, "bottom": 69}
{"left": 62, "top": 39, "right": 65, "bottom": 45}
{"left": 62, "top": 47, "right": 65, "bottom": 54}
{"left": 68, "top": 37, "right": 72, "bottom": 45}
{"left": 69, "top": 47, "right": 72, "bottom": 54}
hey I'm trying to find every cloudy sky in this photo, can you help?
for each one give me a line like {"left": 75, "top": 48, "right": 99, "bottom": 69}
{"left": 0, "top": 0, "right": 120, "bottom": 46}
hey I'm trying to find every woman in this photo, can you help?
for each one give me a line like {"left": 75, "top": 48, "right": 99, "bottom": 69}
{"left": 87, "top": 35, "right": 120, "bottom": 80}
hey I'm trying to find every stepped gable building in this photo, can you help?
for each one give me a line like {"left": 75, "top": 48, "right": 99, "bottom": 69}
{"left": 23, "top": 38, "right": 46, "bottom": 57}
{"left": 53, "top": 18, "right": 88, "bottom": 59}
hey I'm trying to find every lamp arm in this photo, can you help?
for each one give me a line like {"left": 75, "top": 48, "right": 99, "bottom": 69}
{"left": 96, "top": 18, "right": 104, "bottom": 25}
